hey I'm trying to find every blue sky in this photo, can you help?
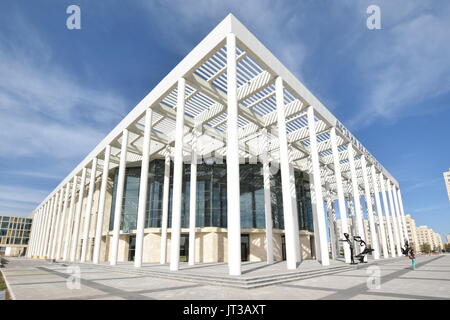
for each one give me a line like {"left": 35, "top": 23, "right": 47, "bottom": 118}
{"left": 0, "top": 0, "right": 449, "bottom": 239}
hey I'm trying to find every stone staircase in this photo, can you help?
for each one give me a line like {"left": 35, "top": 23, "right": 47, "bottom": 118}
{"left": 67, "top": 262, "right": 356, "bottom": 289}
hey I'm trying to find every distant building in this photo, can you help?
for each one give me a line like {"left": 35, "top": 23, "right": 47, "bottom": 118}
{"left": 0, "top": 215, "right": 33, "bottom": 256}
{"left": 404, "top": 215, "right": 420, "bottom": 252}
{"left": 443, "top": 169, "right": 450, "bottom": 201}
{"left": 416, "top": 225, "right": 442, "bottom": 251}
{"left": 447, "top": 234, "right": 450, "bottom": 243}
{"left": 336, "top": 215, "right": 441, "bottom": 254}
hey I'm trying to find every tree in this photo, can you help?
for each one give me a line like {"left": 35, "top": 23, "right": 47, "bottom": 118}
{"left": 420, "top": 243, "right": 431, "bottom": 253}
{"left": 443, "top": 243, "right": 450, "bottom": 252}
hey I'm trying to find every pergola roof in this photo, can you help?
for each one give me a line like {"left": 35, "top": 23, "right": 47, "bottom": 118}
{"left": 34, "top": 14, "right": 398, "bottom": 210}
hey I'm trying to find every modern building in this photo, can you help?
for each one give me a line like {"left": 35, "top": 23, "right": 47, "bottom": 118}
{"left": 443, "top": 169, "right": 450, "bottom": 201}
{"left": 0, "top": 215, "right": 33, "bottom": 257}
{"left": 416, "top": 225, "right": 443, "bottom": 252}
{"left": 404, "top": 214, "right": 420, "bottom": 252}
{"left": 447, "top": 234, "right": 450, "bottom": 244}
{"left": 27, "top": 14, "right": 410, "bottom": 275}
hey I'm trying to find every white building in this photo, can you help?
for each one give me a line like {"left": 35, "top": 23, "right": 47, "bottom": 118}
{"left": 416, "top": 225, "right": 443, "bottom": 251}
{"left": 443, "top": 169, "right": 450, "bottom": 201}
{"left": 27, "top": 15, "right": 410, "bottom": 275}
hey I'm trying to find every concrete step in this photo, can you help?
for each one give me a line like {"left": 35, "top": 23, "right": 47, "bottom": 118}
{"left": 66, "top": 262, "right": 356, "bottom": 289}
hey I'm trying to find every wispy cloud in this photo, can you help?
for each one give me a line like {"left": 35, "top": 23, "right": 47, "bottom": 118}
{"left": 410, "top": 203, "right": 450, "bottom": 214}
{"left": 140, "top": 0, "right": 308, "bottom": 78}
{"left": 348, "top": 0, "right": 450, "bottom": 128}
{"left": 403, "top": 178, "right": 443, "bottom": 193}
{"left": 0, "top": 11, "right": 129, "bottom": 216}
{"left": 0, "top": 12, "right": 128, "bottom": 160}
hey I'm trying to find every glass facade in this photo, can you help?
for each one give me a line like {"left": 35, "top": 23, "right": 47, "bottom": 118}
{"left": 109, "top": 159, "right": 314, "bottom": 232}
{"left": 0, "top": 216, "right": 32, "bottom": 245}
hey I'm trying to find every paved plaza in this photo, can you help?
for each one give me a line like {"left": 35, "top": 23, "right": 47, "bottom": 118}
{"left": 1, "top": 254, "right": 449, "bottom": 300}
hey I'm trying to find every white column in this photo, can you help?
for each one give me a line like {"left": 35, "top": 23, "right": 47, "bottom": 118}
{"left": 70, "top": 168, "right": 87, "bottom": 262}
{"left": 397, "top": 188, "right": 409, "bottom": 242}
{"left": 306, "top": 105, "right": 329, "bottom": 266}
{"left": 63, "top": 175, "right": 77, "bottom": 261}
{"left": 360, "top": 156, "right": 380, "bottom": 259}
{"left": 262, "top": 129, "right": 274, "bottom": 264}
{"left": 330, "top": 127, "right": 351, "bottom": 263}
{"left": 370, "top": 166, "right": 389, "bottom": 258}
{"left": 81, "top": 157, "right": 98, "bottom": 262}
{"left": 347, "top": 145, "right": 366, "bottom": 248}
{"left": 29, "top": 211, "right": 41, "bottom": 257}
{"left": 160, "top": 155, "right": 171, "bottom": 264}
{"left": 110, "top": 129, "right": 129, "bottom": 266}
{"left": 310, "top": 175, "right": 322, "bottom": 261}
{"left": 41, "top": 199, "right": 53, "bottom": 257}
{"left": 30, "top": 210, "right": 41, "bottom": 257}
{"left": 392, "top": 185, "right": 406, "bottom": 244}
{"left": 93, "top": 145, "right": 111, "bottom": 264}
{"left": 135, "top": 109, "right": 153, "bottom": 268}
{"left": 386, "top": 180, "right": 402, "bottom": 255}
{"left": 226, "top": 33, "right": 241, "bottom": 276}
{"left": 31, "top": 209, "right": 42, "bottom": 257}
{"left": 56, "top": 183, "right": 70, "bottom": 260}
{"left": 379, "top": 174, "right": 396, "bottom": 257}
{"left": 188, "top": 125, "right": 199, "bottom": 266}
{"left": 326, "top": 197, "right": 337, "bottom": 260}
{"left": 41, "top": 202, "right": 53, "bottom": 257}
{"left": 50, "top": 189, "right": 64, "bottom": 259}
{"left": 170, "top": 78, "right": 186, "bottom": 272}
{"left": 46, "top": 194, "right": 58, "bottom": 258}
{"left": 276, "top": 77, "right": 299, "bottom": 270}
{"left": 289, "top": 162, "right": 301, "bottom": 262}
{"left": 45, "top": 196, "right": 57, "bottom": 258}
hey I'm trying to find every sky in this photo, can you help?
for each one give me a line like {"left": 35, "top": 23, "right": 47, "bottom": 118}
{"left": 0, "top": 0, "right": 449, "bottom": 240}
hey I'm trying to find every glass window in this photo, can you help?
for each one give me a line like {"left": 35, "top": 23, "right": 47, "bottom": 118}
{"left": 109, "top": 159, "right": 313, "bottom": 232}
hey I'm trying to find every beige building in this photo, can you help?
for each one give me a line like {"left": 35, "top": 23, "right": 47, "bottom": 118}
{"left": 336, "top": 214, "right": 436, "bottom": 254}
{"left": 416, "top": 225, "right": 443, "bottom": 251}
{"left": 443, "top": 169, "right": 450, "bottom": 201}
{"left": 404, "top": 215, "right": 420, "bottom": 252}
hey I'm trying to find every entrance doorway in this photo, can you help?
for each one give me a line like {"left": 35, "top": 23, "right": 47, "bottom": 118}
{"left": 128, "top": 235, "right": 136, "bottom": 261}
{"left": 281, "top": 235, "right": 286, "bottom": 260}
{"left": 241, "top": 234, "right": 250, "bottom": 261}
{"left": 180, "top": 234, "right": 189, "bottom": 262}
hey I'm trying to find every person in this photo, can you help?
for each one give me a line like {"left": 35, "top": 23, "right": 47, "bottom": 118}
{"left": 408, "top": 245, "right": 416, "bottom": 270}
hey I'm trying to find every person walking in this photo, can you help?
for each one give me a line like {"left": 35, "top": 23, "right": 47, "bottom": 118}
{"left": 408, "top": 245, "right": 416, "bottom": 270}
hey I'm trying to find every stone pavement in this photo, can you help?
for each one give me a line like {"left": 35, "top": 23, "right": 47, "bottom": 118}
{"left": 1, "top": 254, "right": 449, "bottom": 300}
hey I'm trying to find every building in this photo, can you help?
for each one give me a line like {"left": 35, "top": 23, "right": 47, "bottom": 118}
{"left": 404, "top": 214, "right": 420, "bottom": 252}
{"left": 0, "top": 215, "right": 33, "bottom": 257}
{"left": 27, "top": 14, "right": 410, "bottom": 275}
{"left": 432, "top": 232, "right": 443, "bottom": 251}
{"left": 336, "top": 214, "right": 417, "bottom": 255}
{"left": 447, "top": 234, "right": 450, "bottom": 244}
{"left": 443, "top": 169, "right": 450, "bottom": 201}
{"left": 416, "top": 225, "right": 443, "bottom": 251}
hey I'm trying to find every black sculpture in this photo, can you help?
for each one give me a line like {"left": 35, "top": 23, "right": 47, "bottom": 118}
{"left": 340, "top": 233, "right": 357, "bottom": 264}
{"left": 353, "top": 236, "right": 374, "bottom": 263}
{"left": 401, "top": 240, "right": 411, "bottom": 257}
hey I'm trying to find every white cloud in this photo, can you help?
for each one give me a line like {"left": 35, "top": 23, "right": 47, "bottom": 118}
{"left": 348, "top": 1, "right": 450, "bottom": 128}
{"left": 0, "top": 12, "right": 129, "bottom": 216}
{"left": 140, "top": 0, "right": 308, "bottom": 77}
{"left": 0, "top": 13, "right": 128, "bottom": 160}
{"left": 0, "top": 185, "right": 49, "bottom": 205}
